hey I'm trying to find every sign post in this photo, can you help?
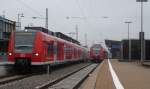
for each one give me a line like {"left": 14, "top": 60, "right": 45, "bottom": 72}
{"left": 136, "top": 0, "right": 148, "bottom": 63}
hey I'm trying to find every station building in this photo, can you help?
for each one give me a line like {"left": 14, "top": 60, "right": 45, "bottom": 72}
{"left": 121, "top": 39, "right": 150, "bottom": 61}
{"left": 105, "top": 40, "right": 121, "bottom": 59}
{"left": 0, "top": 16, "right": 16, "bottom": 55}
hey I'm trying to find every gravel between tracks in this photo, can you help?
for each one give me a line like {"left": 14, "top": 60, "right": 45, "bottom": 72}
{"left": 0, "top": 63, "right": 90, "bottom": 89}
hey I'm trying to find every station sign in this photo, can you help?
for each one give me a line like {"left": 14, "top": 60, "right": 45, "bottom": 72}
{"left": 111, "top": 44, "right": 120, "bottom": 49}
{"left": 136, "top": 0, "right": 148, "bottom": 2}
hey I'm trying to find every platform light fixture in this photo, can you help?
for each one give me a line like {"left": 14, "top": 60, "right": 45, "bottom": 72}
{"left": 17, "top": 13, "right": 24, "bottom": 30}
{"left": 125, "top": 21, "right": 132, "bottom": 61}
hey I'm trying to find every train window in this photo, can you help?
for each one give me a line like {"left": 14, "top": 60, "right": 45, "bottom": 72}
{"left": 93, "top": 48, "right": 100, "bottom": 55}
{"left": 64, "top": 45, "right": 67, "bottom": 53}
{"left": 65, "top": 47, "right": 71, "bottom": 53}
{"left": 14, "top": 32, "right": 35, "bottom": 53}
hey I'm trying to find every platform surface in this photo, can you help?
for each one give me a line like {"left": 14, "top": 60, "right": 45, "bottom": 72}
{"left": 80, "top": 59, "right": 150, "bottom": 89}
{"left": 80, "top": 59, "right": 115, "bottom": 89}
{"left": 111, "top": 59, "right": 150, "bottom": 89}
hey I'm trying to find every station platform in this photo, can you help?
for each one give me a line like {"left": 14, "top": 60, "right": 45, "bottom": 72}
{"left": 80, "top": 59, "right": 150, "bottom": 89}
{"left": 142, "top": 61, "right": 150, "bottom": 66}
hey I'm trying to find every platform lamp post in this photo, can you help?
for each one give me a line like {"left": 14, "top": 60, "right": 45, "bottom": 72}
{"left": 136, "top": 0, "right": 148, "bottom": 63}
{"left": 17, "top": 13, "right": 24, "bottom": 30}
{"left": 75, "top": 24, "right": 78, "bottom": 41}
{"left": 84, "top": 33, "right": 88, "bottom": 47}
{"left": 125, "top": 21, "right": 132, "bottom": 61}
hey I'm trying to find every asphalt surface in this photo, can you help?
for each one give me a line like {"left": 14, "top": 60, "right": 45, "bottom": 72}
{"left": 111, "top": 59, "right": 150, "bottom": 89}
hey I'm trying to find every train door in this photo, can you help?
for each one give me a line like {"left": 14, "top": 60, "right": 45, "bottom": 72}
{"left": 74, "top": 47, "right": 77, "bottom": 59}
{"left": 64, "top": 43, "right": 66, "bottom": 61}
{"left": 68, "top": 45, "right": 71, "bottom": 60}
{"left": 47, "top": 41, "right": 54, "bottom": 62}
{"left": 70, "top": 46, "right": 73, "bottom": 59}
{"left": 43, "top": 43, "right": 47, "bottom": 61}
{"left": 53, "top": 41, "right": 57, "bottom": 63}
{"left": 79, "top": 49, "right": 82, "bottom": 59}
{"left": 76, "top": 48, "right": 78, "bottom": 60}
{"left": 65, "top": 44, "right": 69, "bottom": 60}
{"left": 78, "top": 49, "right": 81, "bottom": 59}
{"left": 65, "top": 44, "right": 71, "bottom": 60}
{"left": 73, "top": 47, "right": 75, "bottom": 59}
{"left": 57, "top": 42, "right": 64, "bottom": 62}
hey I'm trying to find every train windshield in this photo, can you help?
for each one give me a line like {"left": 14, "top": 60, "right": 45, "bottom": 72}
{"left": 93, "top": 48, "right": 99, "bottom": 55}
{"left": 14, "top": 32, "right": 35, "bottom": 53}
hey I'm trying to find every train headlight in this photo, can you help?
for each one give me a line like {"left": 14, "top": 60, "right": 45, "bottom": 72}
{"left": 8, "top": 53, "right": 12, "bottom": 56}
{"left": 34, "top": 53, "right": 39, "bottom": 56}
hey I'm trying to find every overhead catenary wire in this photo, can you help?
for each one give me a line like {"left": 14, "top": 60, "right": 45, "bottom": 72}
{"left": 75, "top": 0, "right": 98, "bottom": 46}
{"left": 75, "top": 0, "right": 86, "bottom": 18}
{"left": 75, "top": 0, "right": 105, "bottom": 46}
{"left": 14, "top": 0, "right": 44, "bottom": 17}
{"left": 14, "top": 0, "right": 57, "bottom": 30}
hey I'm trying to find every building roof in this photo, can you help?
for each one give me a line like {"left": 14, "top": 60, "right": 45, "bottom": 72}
{"left": 0, "top": 16, "right": 15, "bottom": 24}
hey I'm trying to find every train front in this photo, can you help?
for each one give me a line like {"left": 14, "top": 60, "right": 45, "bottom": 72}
{"left": 90, "top": 48, "right": 100, "bottom": 62}
{"left": 7, "top": 31, "right": 36, "bottom": 68}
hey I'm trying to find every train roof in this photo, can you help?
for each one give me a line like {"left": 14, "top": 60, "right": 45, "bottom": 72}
{"left": 91, "top": 44, "right": 102, "bottom": 48}
{"left": 14, "top": 30, "right": 82, "bottom": 48}
{"left": 24, "top": 27, "right": 80, "bottom": 45}
{"left": 55, "top": 32, "right": 80, "bottom": 45}
{"left": 41, "top": 31, "right": 83, "bottom": 48}
{"left": 25, "top": 27, "right": 54, "bottom": 35}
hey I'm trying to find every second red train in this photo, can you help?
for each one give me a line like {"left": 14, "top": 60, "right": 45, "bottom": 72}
{"left": 89, "top": 44, "right": 105, "bottom": 63}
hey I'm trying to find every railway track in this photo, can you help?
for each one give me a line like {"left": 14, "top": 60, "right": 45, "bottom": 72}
{"left": 0, "top": 66, "right": 16, "bottom": 79}
{"left": 36, "top": 64, "right": 98, "bottom": 89}
{"left": 0, "top": 74, "right": 35, "bottom": 86}
{"left": 0, "top": 74, "right": 16, "bottom": 79}
{"left": 0, "top": 67, "right": 43, "bottom": 86}
{"left": 0, "top": 63, "right": 92, "bottom": 89}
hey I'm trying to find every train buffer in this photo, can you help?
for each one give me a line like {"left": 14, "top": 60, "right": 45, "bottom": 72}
{"left": 80, "top": 59, "right": 150, "bottom": 89}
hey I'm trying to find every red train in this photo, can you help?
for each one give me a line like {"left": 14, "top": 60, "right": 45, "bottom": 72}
{"left": 89, "top": 44, "right": 105, "bottom": 63}
{"left": 7, "top": 30, "right": 88, "bottom": 70}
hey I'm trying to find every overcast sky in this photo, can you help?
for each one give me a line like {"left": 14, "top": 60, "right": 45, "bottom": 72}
{"left": 0, "top": 0, "right": 150, "bottom": 46}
